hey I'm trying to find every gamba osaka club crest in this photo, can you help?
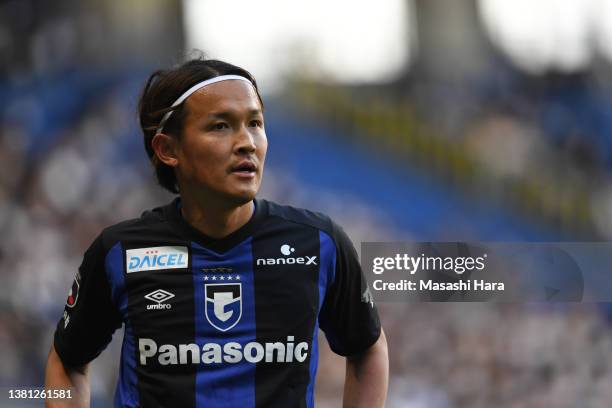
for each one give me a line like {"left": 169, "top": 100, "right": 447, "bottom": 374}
{"left": 205, "top": 282, "right": 242, "bottom": 332}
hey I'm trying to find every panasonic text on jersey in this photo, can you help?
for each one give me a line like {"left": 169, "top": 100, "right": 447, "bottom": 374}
{"left": 138, "top": 337, "right": 309, "bottom": 365}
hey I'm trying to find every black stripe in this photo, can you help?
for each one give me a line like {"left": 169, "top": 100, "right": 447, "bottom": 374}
{"left": 252, "top": 223, "right": 320, "bottom": 408}
{"left": 123, "top": 242, "right": 196, "bottom": 408}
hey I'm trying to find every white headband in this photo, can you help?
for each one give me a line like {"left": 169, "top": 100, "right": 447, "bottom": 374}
{"left": 156, "top": 75, "right": 254, "bottom": 134}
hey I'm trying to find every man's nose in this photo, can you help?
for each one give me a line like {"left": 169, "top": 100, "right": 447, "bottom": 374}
{"left": 234, "top": 125, "right": 257, "bottom": 153}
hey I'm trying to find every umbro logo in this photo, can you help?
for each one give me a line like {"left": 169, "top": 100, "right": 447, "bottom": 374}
{"left": 145, "top": 289, "right": 175, "bottom": 310}
{"left": 256, "top": 244, "right": 318, "bottom": 266}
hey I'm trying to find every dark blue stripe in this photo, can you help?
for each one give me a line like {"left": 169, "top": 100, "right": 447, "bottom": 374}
{"left": 115, "top": 323, "right": 139, "bottom": 407}
{"left": 306, "top": 231, "right": 337, "bottom": 407}
{"left": 105, "top": 243, "right": 128, "bottom": 315}
{"left": 192, "top": 238, "right": 256, "bottom": 408}
{"left": 105, "top": 242, "right": 139, "bottom": 408}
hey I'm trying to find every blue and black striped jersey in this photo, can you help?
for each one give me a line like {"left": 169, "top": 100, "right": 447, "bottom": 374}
{"left": 54, "top": 198, "right": 381, "bottom": 408}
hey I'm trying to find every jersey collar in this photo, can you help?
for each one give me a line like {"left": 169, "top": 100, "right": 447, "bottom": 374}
{"left": 164, "top": 197, "right": 267, "bottom": 253}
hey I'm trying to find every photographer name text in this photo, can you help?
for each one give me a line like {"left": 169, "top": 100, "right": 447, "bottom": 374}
{"left": 370, "top": 253, "right": 504, "bottom": 292}
{"left": 372, "top": 279, "right": 504, "bottom": 291}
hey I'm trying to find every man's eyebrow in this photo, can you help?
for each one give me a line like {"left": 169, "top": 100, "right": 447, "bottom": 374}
{"left": 207, "top": 109, "right": 263, "bottom": 119}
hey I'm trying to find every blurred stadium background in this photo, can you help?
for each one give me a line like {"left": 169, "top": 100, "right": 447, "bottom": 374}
{"left": 2, "top": 0, "right": 612, "bottom": 406}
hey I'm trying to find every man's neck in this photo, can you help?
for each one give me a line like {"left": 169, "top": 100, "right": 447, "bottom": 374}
{"left": 179, "top": 195, "right": 254, "bottom": 239}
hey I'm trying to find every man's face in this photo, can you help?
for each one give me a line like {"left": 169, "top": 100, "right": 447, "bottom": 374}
{"left": 173, "top": 80, "right": 267, "bottom": 205}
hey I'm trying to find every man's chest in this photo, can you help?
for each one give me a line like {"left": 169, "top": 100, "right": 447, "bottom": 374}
{"left": 109, "top": 227, "right": 332, "bottom": 345}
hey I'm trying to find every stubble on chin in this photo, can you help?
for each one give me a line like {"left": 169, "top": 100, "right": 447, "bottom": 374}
{"left": 222, "top": 183, "right": 260, "bottom": 207}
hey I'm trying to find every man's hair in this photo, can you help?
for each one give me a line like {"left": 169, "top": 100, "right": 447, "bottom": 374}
{"left": 138, "top": 57, "right": 263, "bottom": 194}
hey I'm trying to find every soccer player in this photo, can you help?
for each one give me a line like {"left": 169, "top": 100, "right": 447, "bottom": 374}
{"left": 45, "top": 58, "right": 388, "bottom": 408}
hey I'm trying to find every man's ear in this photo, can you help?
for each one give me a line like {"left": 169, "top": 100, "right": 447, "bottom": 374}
{"left": 151, "top": 133, "right": 179, "bottom": 167}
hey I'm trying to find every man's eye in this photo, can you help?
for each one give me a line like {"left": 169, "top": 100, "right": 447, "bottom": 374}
{"left": 211, "top": 123, "right": 228, "bottom": 130}
{"left": 249, "top": 120, "right": 263, "bottom": 128}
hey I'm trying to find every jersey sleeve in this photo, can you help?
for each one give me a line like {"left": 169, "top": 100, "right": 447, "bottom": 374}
{"left": 319, "top": 222, "right": 381, "bottom": 356}
{"left": 53, "top": 235, "right": 122, "bottom": 367}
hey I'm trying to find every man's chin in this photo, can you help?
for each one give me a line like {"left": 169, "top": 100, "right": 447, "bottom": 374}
{"left": 180, "top": 179, "right": 259, "bottom": 207}
{"left": 223, "top": 189, "right": 258, "bottom": 207}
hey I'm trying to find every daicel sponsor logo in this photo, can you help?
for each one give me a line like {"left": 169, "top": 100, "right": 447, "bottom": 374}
{"left": 126, "top": 246, "right": 188, "bottom": 273}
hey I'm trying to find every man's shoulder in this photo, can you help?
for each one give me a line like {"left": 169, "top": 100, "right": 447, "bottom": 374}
{"left": 97, "top": 201, "right": 176, "bottom": 250}
{"left": 259, "top": 199, "right": 338, "bottom": 238}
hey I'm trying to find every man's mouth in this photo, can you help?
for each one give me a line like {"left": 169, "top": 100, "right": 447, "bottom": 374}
{"left": 230, "top": 160, "right": 257, "bottom": 176}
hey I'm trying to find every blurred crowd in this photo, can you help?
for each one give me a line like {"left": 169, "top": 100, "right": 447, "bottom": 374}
{"left": 297, "top": 63, "right": 612, "bottom": 239}
{"left": 383, "top": 303, "right": 612, "bottom": 408}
